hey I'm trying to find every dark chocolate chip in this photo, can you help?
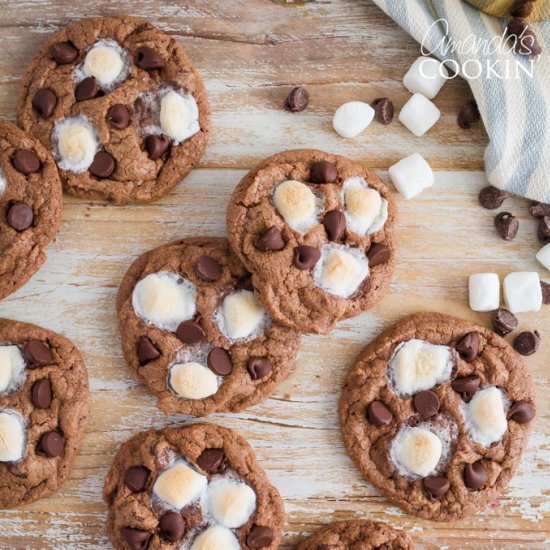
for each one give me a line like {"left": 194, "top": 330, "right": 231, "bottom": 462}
{"left": 121, "top": 527, "right": 151, "bottom": 550}
{"left": 367, "top": 243, "right": 391, "bottom": 267}
{"left": 256, "top": 227, "right": 284, "bottom": 252}
{"left": 513, "top": 330, "right": 540, "bottom": 356}
{"left": 322, "top": 210, "right": 346, "bottom": 242}
{"left": 371, "top": 97, "right": 394, "bottom": 124}
{"left": 284, "top": 86, "right": 309, "bottom": 112}
{"left": 451, "top": 375, "right": 480, "bottom": 402}
{"left": 194, "top": 255, "right": 222, "bottom": 281}
{"left": 176, "top": 320, "right": 205, "bottom": 344}
{"left": 423, "top": 475, "right": 450, "bottom": 500}
{"left": 530, "top": 202, "right": 550, "bottom": 218}
{"left": 38, "top": 431, "right": 64, "bottom": 457}
{"left": 89, "top": 151, "right": 116, "bottom": 179}
{"left": 310, "top": 160, "right": 337, "bottom": 183}
{"left": 507, "top": 17, "right": 542, "bottom": 56}
{"left": 240, "top": 275, "right": 254, "bottom": 291}
{"left": 494, "top": 212, "right": 519, "bottom": 241}
{"left": 247, "top": 357, "right": 272, "bottom": 380}
{"left": 457, "top": 99, "right": 480, "bottom": 129}
{"left": 293, "top": 245, "right": 321, "bottom": 270}
{"left": 31, "top": 379, "right": 52, "bottom": 409}
{"left": 511, "top": 0, "right": 534, "bottom": 18}
{"left": 137, "top": 337, "right": 160, "bottom": 365}
{"left": 32, "top": 88, "right": 57, "bottom": 119}
{"left": 12, "top": 150, "right": 40, "bottom": 175}
{"left": 479, "top": 186, "right": 508, "bottom": 209}
{"left": 50, "top": 42, "right": 78, "bottom": 64}
{"left": 507, "top": 400, "right": 535, "bottom": 423}
{"left": 197, "top": 448, "right": 227, "bottom": 473}
{"left": 537, "top": 216, "right": 550, "bottom": 244}
{"left": 207, "top": 348, "right": 233, "bottom": 376}
{"left": 136, "top": 46, "right": 165, "bottom": 70}
{"left": 493, "top": 308, "right": 518, "bottom": 336}
{"left": 464, "top": 461, "right": 488, "bottom": 490}
{"left": 247, "top": 525, "right": 274, "bottom": 549}
{"left": 107, "top": 104, "right": 130, "bottom": 130}
{"left": 7, "top": 203, "right": 33, "bottom": 232}
{"left": 75, "top": 77, "right": 100, "bottom": 101}
{"left": 124, "top": 466, "right": 150, "bottom": 492}
{"left": 24, "top": 340, "right": 52, "bottom": 367}
{"left": 366, "top": 400, "right": 393, "bottom": 426}
{"left": 159, "top": 511, "right": 185, "bottom": 542}
{"left": 144, "top": 134, "right": 171, "bottom": 160}
{"left": 456, "top": 332, "right": 480, "bottom": 362}
{"left": 414, "top": 390, "right": 440, "bottom": 417}
{"left": 541, "top": 281, "right": 550, "bottom": 305}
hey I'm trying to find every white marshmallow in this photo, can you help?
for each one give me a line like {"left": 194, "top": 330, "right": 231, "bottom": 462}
{"left": 403, "top": 56, "right": 449, "bottom": 100}
{"left": 0, "top": 410, "right": 26, "bottom": 462}
{"left": 52, "top": 116, "right": 100, "bottom": 173}
{"left": 463, "top": 387, "right": 508, "bottom": 447}
{"left": 0, "top": 168, "right": 6, "bottom": 197}
{"left": 273, "top": 180, "right": 318, "bottom": 233}
{"left": 216, "top": 290, "right": 267, "bottom": 341}
{"left": 333, "top": 101, "right": 375, "bottom": 138}
{"left": 132, "top": 272, "right": 197, "bottom": 332}
{"left": 469, "top": 273, "right": 500, "bottom": 312}
{"left": 313, "top": 245, "right": 369, "bottom": 298}
{"left": 398, "top": 93, "right": 441, "bottom": 137}
{"left": 342, "top": 177, "right": 388, "bottom": 235}
{"left": 191, "top": 526, "right": 240, "bottom": 550}
{"left": 536, "top": 243, "right": 550, "bottom": 272}
{"left": 388, "top": 153, "right": 434, "bottom": 200}
{"left": 169, "top": 362, "right": 219, "bottom": 400}
{"left": 207, "top": 478, "right": 257, "bottom": 529}
{"left": 0, "top": 345, "right": 26, "bottom": 394}
{"left": 160, "top": 90, "right": 200, "bottom": 145}
{"left": 391, "top": 426, "right": 442, "bottom": 478}
{"left": 153, "top": 461, "right": 208, "bottom": 509}
{"left": 82, "top": 39, "right": 129, "bottom": 89}
{"left": 503, "top": 272, "right": 542, "bottom": 314}
{"left": 389, "top": 339, "right": 454, "bottom": 396}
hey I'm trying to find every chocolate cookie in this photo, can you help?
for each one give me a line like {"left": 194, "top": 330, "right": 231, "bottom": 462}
{"left": 117, "top": 237, "right": 301, "bottom": 416}
{"left": 0, "top": 318, "right": 88, "bottom": 507}
{"left": 18, "top": 15, "right": 209, "bottom": 204}
{"left": 297, "top": 520, "right": 414, "bottom": 550}
{"left": 0, "top": 120, "right": 62, "bottom": 300}
{"left": 339, "top": 312, "right": 536, "bottom": 521}
{"left": 226, "top": 149, "right": 398, "bottom": 334}
{"left": 103, "top": 424, "right": 284, "bottom": 550}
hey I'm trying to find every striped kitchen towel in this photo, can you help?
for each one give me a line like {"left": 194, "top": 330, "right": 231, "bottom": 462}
{"left": 372, "top": 0, "right": 550, "bottom": 203}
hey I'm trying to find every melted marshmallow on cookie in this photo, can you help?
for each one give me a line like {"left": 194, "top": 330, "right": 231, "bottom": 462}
{"left": 207, "top": 477, "right": 256, "bottom": 529}
{"left": 0, "top": 167, "right": 6, "bottom": 197}
{"left": 77, "top": 39, "right": 131, "bottom": 90}
{"left": 342, "top": 177, "right": 388, "bottom": 236}
{"left": 52, "top": 115, "right": 100, "bottom": 173}
{"left": 215, "top": 290, "right": 267, "bottom": 341}
{"left": 272, "top": 179, "right": 320, "bottom": 233}
{"left": 0, "top": 409, "right": 26, "bottom": 462}
{"left": 0, "top": 345, "right": 26, "bottom": 395}
{"left": 191, "top": 526, "right": 240, "bottom": 550}
{"left": 153, "top": 460, "right": 208, "bottom": 509}
{"left": 169, "top": 361, "right": 219, "bottom": 400}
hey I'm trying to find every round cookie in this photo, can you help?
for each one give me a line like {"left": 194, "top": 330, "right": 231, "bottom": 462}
{"left": 226, "top": 149, "right": 398, "bottom": 334}
{"left": 103, "top": 424, "right": 284, "bottom": 550}
{"left": 0, "top": 120, "right": 62, "bottom": 300}
{"left": 0, "top": 318, "right": 88, "bottom": 507}
{"left": 18, "top": 15, "right": 209, "bottom": 204}
{"left": 117, "top": 237, "right": 301, "bottom": 416}
{"left": 297, "top": 520, "right": 414, "bottom": 550}
{"left": 339, "top": 312, "right": 536, "bottom": 521}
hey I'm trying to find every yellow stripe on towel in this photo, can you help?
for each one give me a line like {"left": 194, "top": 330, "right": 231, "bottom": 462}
{"left": 463, "top": 0, "right": 550, "bottom": 20}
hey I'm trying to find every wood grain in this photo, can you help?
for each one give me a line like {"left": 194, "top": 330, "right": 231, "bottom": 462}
{"left": 0, "top": 1, "right": 548, "bottom": 549}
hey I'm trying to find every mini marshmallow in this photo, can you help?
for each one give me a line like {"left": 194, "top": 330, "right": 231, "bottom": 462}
{"left": 216, "top": 290, "right": 266, "bottom": 340}
{"left": 313, "top": 245, "right": 369, "bottom": 298}
{"left": 463, "top": 387, "right": 508, "bottom": 447}
{"left": 503, "top": 272, "right": 542, "bottom": 314}
{"left": 389, "top": 339, "right": 454, "bottom": 396}
{"left": 273, "top": 180, "right": 318, "bottom": 233}
{"left": 388, "top": 153, "right": 434, "bottom": 200}
{"left": 0, "top": 410, "right": 26, "bottom": 462}
{"left": 53, "top": 116, "right": 100, "bottom": 173}
{"left": 0, "top": 345, "right": 26, "bottom": 394}
{"left": 160, "top": 90, "right": 200, "bottom": 145}
{"left": 207, "top": 478, "right": 257, "bottom": 529}
{"left": 391, "top": 426, "right": 442, "bottom": 478}
{"left": 153, "top": 461, "right": 208, "bottom": 509}
{"left": 132, "top": 272, "right": 197, "bottom": 331}
{"left": 469, "top": 273, "right": 500, "bottom": 312}
{"left": 536, "top": 243, "right": 550, "bottom": 272}
{"left": 82, "top": 39, "right": 129, "bottom": 89}
{"left": 342, "top": 177, "right": 388, "bottom": 235}
{"left": 398, "top": 93, "right": 441, "bottom": 137}
{"left": 191, "top": 526, "right": 240, "bottom": 550}
{"left": 403, "top": 56, "right": 449, "bottom": 100}
{"left": 333, "top": 101, "right": 375, "bottom": 138}
{"left": 169, "top": 362, "right": 219, "bottom": 400}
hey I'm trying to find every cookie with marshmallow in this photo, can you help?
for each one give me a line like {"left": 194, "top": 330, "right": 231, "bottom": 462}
{"left": 103, "top": 423, "right": 284, "bottom": 550}
{"left": 227, "top": 149, "right": 398, "bottom": 334}
{"left": 117, "top": 236, "right": 301, "bottom": 416}
{"left": 340, "top": 312, "right": 535, "bottom": 521}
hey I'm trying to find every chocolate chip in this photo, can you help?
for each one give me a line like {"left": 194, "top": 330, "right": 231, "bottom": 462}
{"left": 38, "top": 431, "right": 64, "bottom": 457}
{"left": 494, "top": 212, "right": 519, "bottom": 241}
{"left": 32, "top": 88, "right": 57, "bottom": 118}
{"left": 464, "top": 461, "right": 488, "bottom": 490}
{"left": 145, "top": 134, "right": 171, "bottom": 160}
{"left": 89, "top": 151, "right": 116, "bottom": 179}
{"left": 136, "top": 46, "right": 165, "bottom": 70}
{"left": 456, "top": 332, "right": 480, "bottom": 362}
{"left": 423, "top": 475, "right": 450, "bottom": 500}
{"left": 176, "top": 320, "right": 205, "bottom": 344}
{"left": 293, "top": 246, "right": 321, "bottom": 270}
{"left": 12, "top": 150, "right": 40, "bottom": 175}
{"left": 284, "top": 86, "right": 309, "bottom": 112}
{"left": 247, "top": 357, "right": 272, "bottom": 380}
{"left": 451, "top": 375, "right": 480, "bottom": 402}
{"left": 124, "top": 466, "right": 150, "bottom": 492}
{"left": 479, "top": 186, "right": 508, "bottom": 210}
{"left": 541, "top": 281, "right": 550, "bottom": 305}
{"left": 511, "top": 0, "right": 534, "bottom": 18}
{"left": 159, "top": 511, "right": 185, "bottom": 542}
{"left": 137, "top": 337, "right": 160, "bottom": 365}
{"left": 75, "top": 77, "right": 100, "bottom": 101}
{"left": 24, "top": 340, "right": 52, "bottom": 367}
{"left": 457, "top": 99, "right": 480, "bottom": 129}
{"left": 31, "top": 379, "right": 52, "bottom": 409}
{"left": 50, "top": 41, "right": 78, "bottom": 64}
{"left": 240, "top": 275, "right": 254, "bottom": 291}
{"left": 121, "top": 527, "right": 151, "bottom": 550}
{"left": 367, "top": 243, "right": 391, "bottom": 267}
{"left": 493, "top": 308, "right": 518, "bottom": 336}
{"left": 513, "top": 330, "right": 540, "bottom": 356}
{"left": 537, "top": 216, "right": 550, "bottom": 244}
{"left": 366, "top": 401, "right": 393, "bottom": 426}
{"left": 7, "top": 203, "right": 33, "bottom": 232}
{"left": 247, "top": 525, "right": 274, "bottom": 549}
{"left": 507, "top": 400, "right": 535, "bottom": 423}
{"left": 107, "top": 104, "right": 130, "bottom": 130}
{"left": 207, "top": 348, "right": 233, "bottom": 376}
{"left": 530, "top": 202, "right": 550, "bottom": 217}
{"left": 507, "top": 17, "right": 542, "bottom": 56}
{"left": 197, "top": 448, "right": 227, "bottom": 473}
{"left": 322, "top": 210, "right": 346, "bottom": 242}
{"left": 371, "top": 97, "right": 394, "bottom": 124}
{"left": 256, "top": 227, "right": 284, "bottom": 252}
{"left": 414, "top": 390, "right": 440, "bottom": 417}
{"left": 194, "top": 255, "right": 222, "bottom": 281}
{"left": 310, "top": 160, "right": 337, "bottom": 183}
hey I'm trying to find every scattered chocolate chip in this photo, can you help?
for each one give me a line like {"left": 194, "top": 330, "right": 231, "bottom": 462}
{"left": 494, "top": 212, "right": 519, "bottom": 241}
{"left": 284, "top": 86, "right": 309, "bottom": 112}
{"left": 136, "top": 46, "right": 165, "bottom": 70}
{"left": 24, "top": 340, "right": 52, "bottom": 367}
{"left": 256, "top": 227, "right": 284, "bottom": 252}
{"left": 75, "top": 76, "right": 100, "bottom": 101}
{"left": 32, "top": 88, "right": 57, "bottom": 118}
{"left": 367, "top": 243, "right": 391, "bottom": 267}
{"left": 451, "top": 375, "right": 480, "bottom": 402}
{"left": 493, "top": 308, "right": 518, "bottom": 336}
{"left": 371, "top": 97, "right": 394, "bottom": 124}
{"left": 50, "top": 41, "right": 78, "bottom": 64}
{"left": 507, "top": 400, "right": 535, "bottom": 423}
{"left": 240, "top": 275, "right": 254, "bottom": 291}
{"left": 159, "top": 511, "right": 185, "bottom": 542}
{"left": 310, "top": 160, "right": 338, "bottom": 183}
{"left": 530, "top": 202, "right": 550, "bottom": 218}
{"left": 145, "top": 134, "right": 171, "bottom": 160}
{"left": 422, "top": 475, "right": 450, "bottom": 500}
{"left": 197, "top": 448, "right": 227, "bottom": 473}
{"left": 541, "top": 281, "right": 550, "bottom": 305}
{"left": 7, "top": 203, "right": 33, "bottom": 232}
{"left": 479, "top": 186, "right": 508, "bottom": 210}
{"left": 121, "top": 527, "right": 151, "bottom": 550}
{"left": 247, "top": 357, "right": 272, "bottom": 380}
{"left": 137, "top": 336, "right": 160, "bottom": 365}
{"left": 12, "top": 150, "right": 40, "bottom": 175}
{"left": 513, "top": 330, "right": 540, "bottom": 356}
{"left": 194, "top": 255, "right": 222, "bottom": 281}
{"left": 176, "top": 320, "right": 205, "bottom": 344}
{"left": 456, "top": 332, "right": 480, "bottom": 362}
{"left": 457, "top": 99, "right": 480, "bottom": 129}
{"left": 38, "top": 431, "right": 64, "bottom": 457}
{"left": 322, "top": 210, "right": 346, "bottom": 242}
{"left": 293, "top": 245, "right": 321, "bottom": 270}
{"left": 31, "top": 379, "right": 52, "bottom": 409}
{"left": 511, "top": 0, "right": 534, "bottom": 18}
{"left": 537, "top": 216, "right": 550, "bottom": 244}
{"left": 247, "top": 525, "right": 274, "bottom": 549}
{"left": 464, "top": 461, "right": 488, "bottom": 490}
{"left": 414, "top": 390, "right": 440, "bottom": 417}
{"left": 89, "top": 151, "right": 116, "bottom": 179}
{"left": 107, "top": 104, "right": 130, "bottom": 130}
{"left": 366, "top": 400, "right": 393, "bottom": 426}
{"left": 506, "top": 17, "right": 542, "bottom": 56}
{"left": 207, "top": 348, "right": 233, "bottom": 376}
{"left": 124, "top": 466, "right": 150, "bottom": 492}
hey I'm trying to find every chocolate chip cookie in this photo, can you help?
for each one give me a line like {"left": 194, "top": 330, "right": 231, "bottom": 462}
{"left": 226, "top": 149, "right": 398, "bottom": 334}
{"left": 103, "top": 423, "right": 284, "bottom": 550}
{"left": 18, "top": 15, "right": 209, "bottom": 204}
{"left": 0, "top": 318, "right": 88, "bottom": 507}
{"left": 117, "top": 237, "right": 301, "bottom": 416}
{"left": 0, "top": 120, "right": 62, "bottom": 300}
{"left": 297, "top": 520, "right": 414, "bottom": 550}
{"left": 339, "top": 312, "right": 536, "bottom": 521}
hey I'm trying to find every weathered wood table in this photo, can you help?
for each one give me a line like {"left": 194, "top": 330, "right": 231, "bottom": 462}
{"left": 0, "top": 0, "right": 547, "bottom": 548}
